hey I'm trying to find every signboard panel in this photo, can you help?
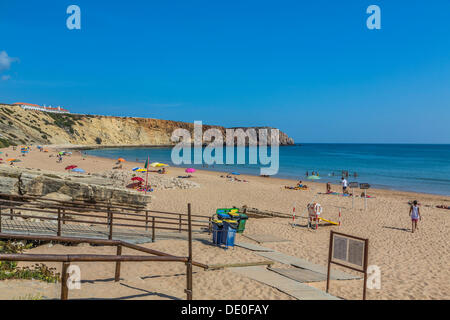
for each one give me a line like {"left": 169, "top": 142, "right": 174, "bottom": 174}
{"left": 349, "top": 182, "right": 359, "bottom": 188}
{"left": 331, "top": 234, "right": 365, "bottom": 270}
{"left": 360, "top": 183, "right": 370, "bottom": 189}
{"left": 327, "top": 231, "right": 369, "bottom": 299}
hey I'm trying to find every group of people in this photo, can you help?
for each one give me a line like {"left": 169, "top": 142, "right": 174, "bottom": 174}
{"left": 305, "top": 171, "right": 319, "bottom": 177}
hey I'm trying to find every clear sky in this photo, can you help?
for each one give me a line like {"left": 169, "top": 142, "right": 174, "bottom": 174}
{"left": 0, "top": 0, "right": 449, "bottom": 143}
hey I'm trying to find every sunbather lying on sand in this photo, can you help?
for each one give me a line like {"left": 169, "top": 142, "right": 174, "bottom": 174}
{"left": 284, "top": 181, "right": 308, "bottom": 190}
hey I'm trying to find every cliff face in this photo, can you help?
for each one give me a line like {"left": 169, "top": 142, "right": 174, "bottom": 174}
{"left": 0, "top": 104, "right": 294, "bottom": 147}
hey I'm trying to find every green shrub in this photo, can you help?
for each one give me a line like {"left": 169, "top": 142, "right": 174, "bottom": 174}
{"left": 0, "top": 241, "right": 60, "bottom": 283}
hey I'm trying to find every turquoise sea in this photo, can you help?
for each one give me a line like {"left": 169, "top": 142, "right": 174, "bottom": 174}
{"left": 85, "top": 144, "right": 450, "bottom": 196}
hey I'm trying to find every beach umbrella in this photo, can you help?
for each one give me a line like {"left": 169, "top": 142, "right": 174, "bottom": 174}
{"left": 11, "top": 159, "right": 21, "bottom": 163}
{"left": 185, "top": 168, "right": 196, "bottom": 173}
{"left": 156, "top": 163, "right": 169, "bottom": 167}
{"left": 65, "top": 165, "right": 78, "bottom": 170}
{"left": 72, "top": 168, "right": 85, "bottom": 173}
{"left": 150, "top": 162, "right": 168, "bottom": 167}
{"left": 231, "top": 172, "right": 240, "bottom": 175}
{"left": 307, "top": 176, "right": 321, "bottom": 180}
{"left": 117, "top": 158, "right": 126, "bottom": 162}
{"left": 132, "top": 167, "right": 141, "bottom": 171}
{"left": 7, "top": 158, "right": 17, "bottom": 162}
{"left": 131, "top": 177, "right": 145, "bottom": 182}
{"left": 136, "top": 168, "right": 147, "bottom": 172}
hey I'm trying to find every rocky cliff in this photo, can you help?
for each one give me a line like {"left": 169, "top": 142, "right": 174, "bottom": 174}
{"left": 0, "top": 104, "right": 294, "bottom": 148}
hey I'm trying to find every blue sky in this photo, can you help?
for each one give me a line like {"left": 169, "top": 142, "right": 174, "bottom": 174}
{"left": 0, "top": 0, "right": 449, "bottom": 143}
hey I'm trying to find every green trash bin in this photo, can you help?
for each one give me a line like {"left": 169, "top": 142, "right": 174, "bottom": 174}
{"left": 236, "top": 213, "right": 248, "bottom": 233}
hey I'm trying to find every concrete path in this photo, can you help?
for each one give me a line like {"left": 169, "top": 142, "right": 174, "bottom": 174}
{"left": 235, "top": 242, "right": 275, "bottom": 252}
{"left": 256, "top": 251, "right": 360, "bottom": 280}
{"left": 242, "top": 233, "right": 290, "bottom": 243}
{"left": 268, "top": 267, "right": 327, "bottom": 283}
{"left": 231, "top": 266, "right": 340, "bottom": 300}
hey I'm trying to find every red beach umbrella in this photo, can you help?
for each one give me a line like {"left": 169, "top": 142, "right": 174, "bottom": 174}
{"left": 65, "top": 165, "right": 78, "bottom": 170}
{"left": 131, "top": 177, "right": 145, "bottom": 182}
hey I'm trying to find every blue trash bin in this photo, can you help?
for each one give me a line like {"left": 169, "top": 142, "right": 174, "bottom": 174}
{"left": 221, "top": 220, "right": 238, "bottom": 248}
{"left": 211, "top": 219, "right": 224, "bottom": 245}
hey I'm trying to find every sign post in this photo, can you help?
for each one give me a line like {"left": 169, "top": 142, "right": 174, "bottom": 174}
{"left": 327, "top": 230, "right": 369, "bottom": 300}
{"left": 349, "top": 182, "right": 358, "bottom": 209}
{"left": 359, "top": 183, "right": 370, "bottom": 210}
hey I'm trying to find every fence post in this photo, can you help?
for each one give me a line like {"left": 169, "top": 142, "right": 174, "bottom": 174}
{"left": 108, "top": 207, "right": 113, "bottom": 240}
{"left": 0, "top": 205, "right": 2, "bottom": 233}
{"left": 208, "top": 217, "right": 212, "bottom": 235}
{"left": 179, "top": 214, "right": 182, "bottom": 233}
{"left": 115, "top": 244, "right": 122, "bottom": 282}
{"left": 145, "top": 211, "right": 148, "bottom": 231}
{"left": 57, "top": 208, "right": 62, "bottom": 237}
{"left": 61, "top": 262, "right": 70, "bottom": 300}
{"left": 9, "top": 196, "right": 13, "bottom": 220}
{"left": 185, "top": 203, "right": 193, "bottom": 300}
{"left": 152, "top": 217, "right": 155, "bottom": 242}
{"left": 62, "top": 209, "right": 66, "bottom": 225}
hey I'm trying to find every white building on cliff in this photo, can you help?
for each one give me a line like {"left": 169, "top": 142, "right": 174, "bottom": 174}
{"left": 12, "top": 102, "right": 70, "bottom": 114}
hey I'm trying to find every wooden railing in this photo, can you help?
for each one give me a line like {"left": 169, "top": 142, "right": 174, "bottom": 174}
{"left": 0, "top": 204, "right": 207, "bottom": 300}
{"left": 0, "top": 196, "right": 212, "bottom": 241}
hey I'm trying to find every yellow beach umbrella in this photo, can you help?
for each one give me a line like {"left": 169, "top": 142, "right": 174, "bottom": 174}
{"left": 136, "top": 168, "right": 147, "bottom": 172}
{"left": 150, "top": 162, "right": 169, "bottom": 168}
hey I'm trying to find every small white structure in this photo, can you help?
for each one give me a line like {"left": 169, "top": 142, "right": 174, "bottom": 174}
{"left": 12, "top": 102, "right": 70, "bottom": 114}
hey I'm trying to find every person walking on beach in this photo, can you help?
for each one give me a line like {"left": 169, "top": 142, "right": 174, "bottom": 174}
{"left": 409, "top": 200, "right": 421, "bottom": 233}
{"left": 341, "top": 177, "right": 348, "bottom": 194}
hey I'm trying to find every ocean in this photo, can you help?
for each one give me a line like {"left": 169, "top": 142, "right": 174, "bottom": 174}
{"left": 85, "top": 144, "right": 450, "bottom": 196}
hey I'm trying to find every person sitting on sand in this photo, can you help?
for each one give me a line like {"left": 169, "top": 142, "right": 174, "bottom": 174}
{"left": 409, "top": 200, "right": 421, "bottom": 233}
{"left": 326, "top": 182, "right": 332, "bottom": 193}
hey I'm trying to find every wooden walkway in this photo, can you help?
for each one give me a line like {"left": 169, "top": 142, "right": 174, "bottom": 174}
{"left": 0, "top": 219, "right": 210, "bottom": 244}
{"left": 231, "top": 266, "right": 340, "bottom": 300}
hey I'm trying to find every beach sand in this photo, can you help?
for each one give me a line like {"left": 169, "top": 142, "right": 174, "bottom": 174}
{"left": 0, "top": 145, "right": 449, "bottom": 300}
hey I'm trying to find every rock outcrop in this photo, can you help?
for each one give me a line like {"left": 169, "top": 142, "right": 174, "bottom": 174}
{"left": 0, "top": 104, "right": 294, "bottom": 147}
{"left": 0, "top": 167, "right": 151, "bottom": 207}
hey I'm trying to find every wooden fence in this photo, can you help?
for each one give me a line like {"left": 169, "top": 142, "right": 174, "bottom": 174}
{"left": 0, "top": 194, "right": 212, "bottom": 241}
{"left": 0, "top": 203, "right": 207, "bottom": 300}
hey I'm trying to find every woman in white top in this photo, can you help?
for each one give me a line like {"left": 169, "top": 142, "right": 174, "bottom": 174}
{"left": 409, "top": 200, "right": 421, "bottom": 233}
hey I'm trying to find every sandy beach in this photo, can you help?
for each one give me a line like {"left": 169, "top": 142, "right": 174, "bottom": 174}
{"left": 0, "top": 145, "right": 449, "bottom": 300}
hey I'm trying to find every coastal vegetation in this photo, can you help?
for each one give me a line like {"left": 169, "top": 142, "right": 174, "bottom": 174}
{"left": 0, "top": 241, "right": 60, "bottom": 283}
